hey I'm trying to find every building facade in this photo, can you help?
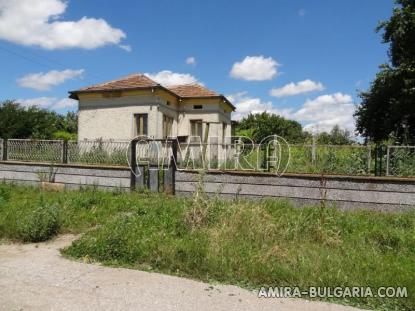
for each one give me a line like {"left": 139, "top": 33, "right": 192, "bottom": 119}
{"left": 69, "top": 74, "right": 235, "bottom": 144}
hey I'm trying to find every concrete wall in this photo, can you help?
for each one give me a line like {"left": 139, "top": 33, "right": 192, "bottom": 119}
{"left": 0, "top": 161, "right": 131, "bottom": 191}
{"left": 175, "top": 170, "right": 415, "bottom": 211}
{"left": 2, "top": 161, "right": 414, "bottom": 211}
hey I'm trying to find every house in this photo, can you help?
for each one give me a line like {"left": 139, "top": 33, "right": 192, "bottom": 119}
{"left": 69, "top": 74, "right": 235, "bottom": 144}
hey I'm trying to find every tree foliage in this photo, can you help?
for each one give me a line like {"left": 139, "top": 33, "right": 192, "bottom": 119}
{"left": 316, "top": 125, "right": 354, "bottom": 145}
{"left": 235, "top": 112, "right": 306, "bottom": 143}
{"left": 355, "top": 0, "right": 415, "bottom": 144}
{"left": 0, "top": 100, "right": 77, "bottom": 139}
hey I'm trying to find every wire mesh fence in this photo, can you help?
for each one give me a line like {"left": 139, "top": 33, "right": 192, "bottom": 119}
{"left": 1, "top": 138, "right": 414, "bottom": 177}
{"left": 68, "top": 140, "right": 130, "bottom": 165}
{"left": 7, "top": 139, "right": 63, "bottom": 162}
{"left": 288, "top": 144, "right": 372, "bottom": 175}
{"left": 386, "top": 146, "right": 415, "bottom": 177}
{"left": 174, "top": 143, "right": 372, "bottom": 175}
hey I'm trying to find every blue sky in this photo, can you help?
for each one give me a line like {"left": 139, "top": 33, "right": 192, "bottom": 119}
{"left": 0, "top": 0, "right": 393, "bottom": 133}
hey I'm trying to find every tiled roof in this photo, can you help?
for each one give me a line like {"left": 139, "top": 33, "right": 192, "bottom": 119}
{"left": 77, "top": 74, "right": 159, "bottom": 92}
{"left": 167, "top": 84, "right": 219, "bottom": 98}
{"left": 70, "top": 74, "right": 235, "bottom": 110}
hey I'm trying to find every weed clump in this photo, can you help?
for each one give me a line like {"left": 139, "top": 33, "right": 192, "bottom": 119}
{"left": 18, "top": 203, "right": 60, "bottom": 242}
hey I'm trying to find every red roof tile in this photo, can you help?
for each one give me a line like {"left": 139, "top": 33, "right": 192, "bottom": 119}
{"left": 77, "top": 74, "right": 159, "bottom": 92}
{"left": 167, "top": 84, "right": 219, "bottom": 98}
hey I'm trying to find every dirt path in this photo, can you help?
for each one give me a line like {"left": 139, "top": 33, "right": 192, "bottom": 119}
{"left": 0, "top": 235, "right": 363, "bottom": 311}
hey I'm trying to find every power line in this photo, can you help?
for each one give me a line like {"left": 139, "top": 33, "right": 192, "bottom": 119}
{"left": 0, "top": 43, "right": 102, "bottom": 85}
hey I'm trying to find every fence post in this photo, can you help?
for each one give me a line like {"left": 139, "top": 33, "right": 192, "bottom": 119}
{"left": 130, "top": 138, "right": 138, "bottom": 190}
{"left": 2, "top": 139, "right": 7, "bottom": 161}
{"left": 170, "top": 138, "right": 178, "bottom": 195}
{"left": 62, "top": 140, "right": 68, "bottom": 164}
{"left": 374, "top": 144, "right": 386, "bottom": 176}
{"left": 385, "top": 146, "right": 390, "bottom": 176}
{"left": 367, "top": 145, "right": 372, "bottom": 175}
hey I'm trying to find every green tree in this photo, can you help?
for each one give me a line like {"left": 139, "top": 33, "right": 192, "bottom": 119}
{"left": 317, "top": 125, "right": 354, "bottom": 145}
{"left": 0, "top": 100, "right": 77, "bottom": 139}
{"left": 355, "top": 0, "right": 415, "bottom": 144}
{"left": 235, "top": 112, "right": 306, "bottom": 143}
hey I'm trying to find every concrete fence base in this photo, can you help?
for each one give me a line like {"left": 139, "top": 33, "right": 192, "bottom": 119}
{"left": 175, "top": 170, "right": 415, "bottom": 212}
{"left": 0, "top": 161, "right": 131, "bottom": 191}
{"left": 0, "top": 161, "right": 414, "bottom": 211}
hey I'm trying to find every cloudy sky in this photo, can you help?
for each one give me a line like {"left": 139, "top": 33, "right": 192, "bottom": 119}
{"left": 0, "top": 0, "right": 393, "bottom": 133}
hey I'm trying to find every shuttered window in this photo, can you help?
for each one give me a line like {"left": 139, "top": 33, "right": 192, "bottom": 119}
{"left": 134, "top": 114, "right": 148, "bottom": 136}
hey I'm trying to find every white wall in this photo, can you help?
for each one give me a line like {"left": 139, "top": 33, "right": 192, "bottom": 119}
{"left": 78, "top": 94, "right": 168, "bottom": 140}
{"left": 78, "top": 93, "right": 232, "bottom": 141}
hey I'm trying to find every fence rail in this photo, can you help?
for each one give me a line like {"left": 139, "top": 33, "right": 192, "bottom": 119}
{"left": 0, "top": 138, "right": 414, "bottom": 177}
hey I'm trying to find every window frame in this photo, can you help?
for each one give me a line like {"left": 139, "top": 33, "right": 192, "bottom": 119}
{"left": 134, "top": 113, "right": 148, "bottom": 137}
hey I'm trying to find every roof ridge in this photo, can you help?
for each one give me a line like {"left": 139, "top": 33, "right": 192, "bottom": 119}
{"left": 79, "top": 73, "right": 158, "bottom": 90}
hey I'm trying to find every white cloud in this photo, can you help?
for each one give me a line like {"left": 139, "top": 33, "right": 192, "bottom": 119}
{"left": 53, "top": 98, "right": 77, "bottom": 109}
{"left": 17, "top": 97, "right": 77, "bottom": 110}
{"left": 270, "top": 79, "right": 324, "bottom": 97}
{"left": 0, "top": 0, "right": 126, "bottom": 50}
{"left": 119, "top": 44, "right": 132, "bottom": 52}
{"left": 230, "top": 56, "right": 279, "bottom": 81}
{"left": 227, "top": 92, "right": 292, "bottom": 120}
{"left": 186, "top": 56, "right": 196, "bottom": 65}
{"left": 292, "top": 93, "right": 356, "bottom": 132}
{"left": 17, "top": 69, "right": 84, "bottom": 91}
{"left": 17, "top": 97, "right": 57, "bottom": 108}
{"left": 229, "top": 91, "right": 356, "bottom": 133}
{"left": 298, "top": 9, "right": 306, "bottom": 17}
{"left": 145, "top": 70, "right": 200, "bottom": 86}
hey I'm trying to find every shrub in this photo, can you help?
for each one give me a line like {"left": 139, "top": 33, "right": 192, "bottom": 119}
{"left": 18, "top": 203, "right": 60, "bottom": 242}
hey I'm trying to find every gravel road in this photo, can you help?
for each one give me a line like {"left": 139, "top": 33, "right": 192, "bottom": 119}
{"left": 0, "top": 235, "right": 363, "bottom": 311}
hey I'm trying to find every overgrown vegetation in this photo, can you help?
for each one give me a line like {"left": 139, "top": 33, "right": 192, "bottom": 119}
{"left": 17, "top": 202, "right": 60, "bottom": 242}
{"left": 0, "top": 183, "right": 413, "bottom": 310}
{"left": 0, "top": 100, "right": 77, "bottom": 140}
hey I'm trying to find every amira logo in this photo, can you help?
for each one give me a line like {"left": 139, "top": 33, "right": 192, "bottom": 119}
{"left": 126, "top": 135, "right": 291, "bottom": 177}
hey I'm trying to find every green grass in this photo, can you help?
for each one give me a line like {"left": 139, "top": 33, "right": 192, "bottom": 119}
{"left": 0, "top": 182, "right": 414, "bottom": 310}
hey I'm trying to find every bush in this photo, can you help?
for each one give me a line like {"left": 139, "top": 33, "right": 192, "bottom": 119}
{"left": 18, "top": 203, "right": 60, "bottom": 242}
{"left": 52, "top": 130, "right": 77, "bottom": 141}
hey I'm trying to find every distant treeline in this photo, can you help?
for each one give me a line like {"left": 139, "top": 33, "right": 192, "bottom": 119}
{"left": 0, "top": 100, "right": 77, "bottom": 140}
{"left": 235, "top": 112, "right": 355, "bottom": 145}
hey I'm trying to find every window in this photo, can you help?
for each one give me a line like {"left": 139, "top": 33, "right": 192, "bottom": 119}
{"left": 134, "top": 114, "right": 148, "bottom": 136}
{"left": 163, "top": 115, "right": 173, "bottom": 138}
{"left": 193, "top": 105, "right": 203, "bottom": 110}
{"left": 190, "top": 120, "right": 203, "bottom": 140}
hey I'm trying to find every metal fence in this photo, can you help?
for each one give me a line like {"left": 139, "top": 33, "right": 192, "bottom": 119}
{"left": 386, "top": 146, "right": 415, "bottom": 177}
{"left": 68, "top": 140, "right": 130, "bottom": 165}
{"left": 0, "top": 138, "right": 414, "bottom": 177}
{"left": 7, "top": 139, "right": 63, "bottom": 162}
{"left": 288, "top": 144, "right": 372, "bottom": 175}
